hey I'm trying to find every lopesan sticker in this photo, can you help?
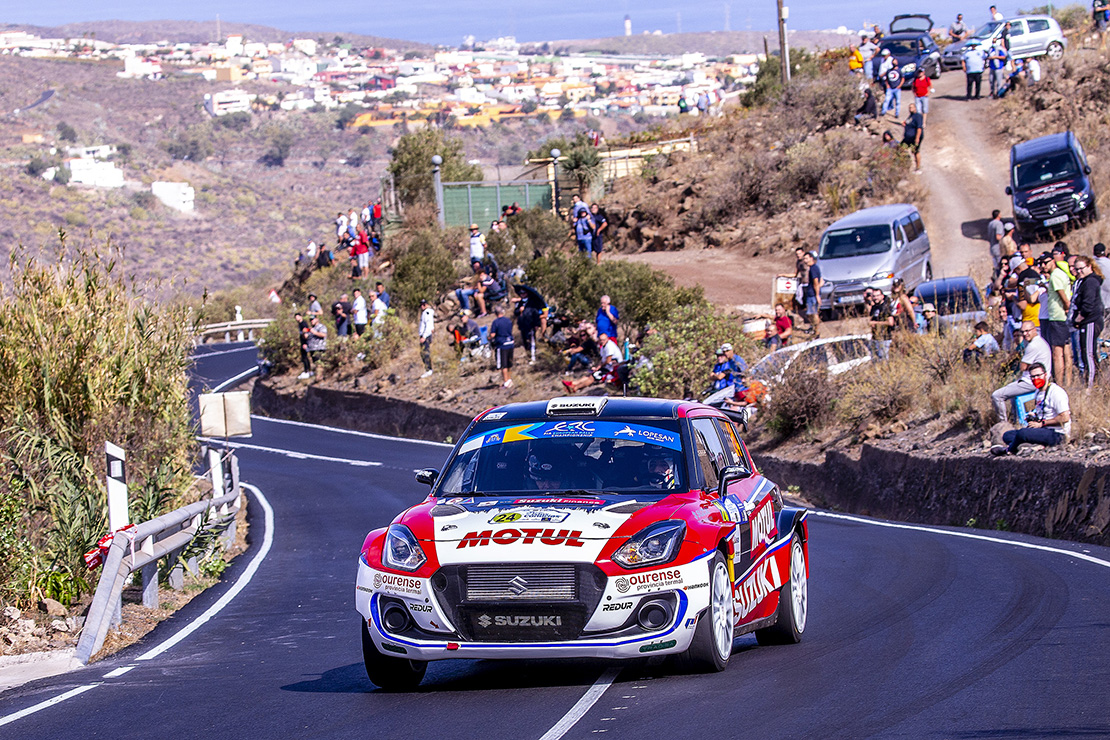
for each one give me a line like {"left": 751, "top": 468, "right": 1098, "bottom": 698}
{"left": 456, "top": 528, "right": 585, "bottom": 548}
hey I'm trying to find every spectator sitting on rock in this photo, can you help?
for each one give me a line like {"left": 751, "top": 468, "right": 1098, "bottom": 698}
{"left": 596, "top": 294, "right": 619, "bottom": 339}
{"left": 447, "top": 310, "right": 481, "bottom": 356}
{"left": 562, "top": 333, "right": 621, "bottom": 394}
{"left": 991, "top": 320, "right": 1052, "bottom": 423}
{"left": 964, "top": 321, "right": 1000, "bottom": 364}
{"left": 562, "top": 328, "right": 597, "bottom": 374}
{"left": 854, "top": 87, "right": 878, "bottom": 124}
{"left": 991, "top": 362, "right": 1069, "bottom": 455}
{"left": 316, "top": 243, "right": 334, "bottom": 269}
{"left": 711, "top": 346, "right": 733, "bottom": 391}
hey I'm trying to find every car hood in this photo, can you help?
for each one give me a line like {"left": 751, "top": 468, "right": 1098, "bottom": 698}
{"left": 818, "top": 253, "right": 894, "bottom": 284}
{"left": 406, "top": 494, "right": 679, "bottom": 565}
{"left": 891, "top": 14, "right": 933, "bottom": 33}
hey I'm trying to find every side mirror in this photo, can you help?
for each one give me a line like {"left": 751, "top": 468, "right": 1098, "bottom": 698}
{"left": 716, "top": 464, "right": 751, "bottom": 498}
{"left": 1084, "top": 165, "right": 1092, "bottom": 175}
{"left": 415, "top": 468, "right": 439, "bottom": 486}
{"left": 1005, "top": 186, "right": 1013, "bottom": 195}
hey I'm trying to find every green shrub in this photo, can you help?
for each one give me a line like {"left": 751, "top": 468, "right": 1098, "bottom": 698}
{"left": 56, "top": 121, "right": 78, "bottom": 143}
{"left": 505, "top": 207, "right": 568, "bottom": 258}
{"left": 634, "top": 305, "right": 754, "bottom": 399}
{"left": 26, "top": 156, "right": 50, "bottom": 177}
{"left": 164, "top": 125, "right": 213, "bottom": 161}
{"left": 387, "top": 128, "right": 482, "bottom": 205}
{"left": 762, "top": 366, "right": 838, "bottom": 437}
{"left": 390, "top": 231, "right": 459, "bottom": 315}
{"left": 213, "top": 111, "right": 252, "bottom": 131}
{"left": 259, "top": 311, "right": 302, "bottom": 374}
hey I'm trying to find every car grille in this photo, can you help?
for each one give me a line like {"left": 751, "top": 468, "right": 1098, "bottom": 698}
{"left": 457, "top": 604, "right": 588, "bottom": 642}
{"left": 466, "top": 563, "right": 576, "bottom": 601}
{"left": 1028, "top": 194, "right": 1078, "bottom": 220}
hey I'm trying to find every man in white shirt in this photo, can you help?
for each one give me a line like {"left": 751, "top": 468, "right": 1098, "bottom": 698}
{"left": 418, "top": 298, "right": 436, "bottom": 378}
{"left": 860, "top": 34, "right": 878, "bottom": 80}
{"left": 335, "top": 212, "right": 348, "bottom": 243}
{"left": 468, "top": 224, "right": 486, "bottom": 261}
{"left": 991, "top": 320, "right": 1051, "bottom": 422}
{"left": 351, "top": 287, "right": 368, "bottom": 336}
{"left": 561, "top": 333, "right": 622, "bottom": 394}
{"left": 992, "top": 363, "right": 1069, "bottom": 454}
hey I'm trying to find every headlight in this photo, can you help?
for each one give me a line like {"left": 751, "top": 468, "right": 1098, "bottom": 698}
{"left": 902, "top": 63, "right": 916, "bottom": 74}
{"left": 1014, "top": 205, "right": 1031, "bottom": 218}
{"left": 383, "top": 524, "right": 427, "bottom": 572}
{"left": 612, "top": 520, "right": 686, "bottom": 569}
{"left": 1073, "top": 192, "right": 1091, "bottom": 209}
{"left": 872, "top": 271, "right": 894, "bottom": 282}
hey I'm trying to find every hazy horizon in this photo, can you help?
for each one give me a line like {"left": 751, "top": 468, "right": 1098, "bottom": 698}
{"left": 8, "top": 1, "right": 1019, "bottom": 46}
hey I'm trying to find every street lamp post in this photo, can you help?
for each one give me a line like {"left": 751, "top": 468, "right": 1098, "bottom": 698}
{"left": 432, "top": 154, "right": 445, "bottom": 227}
{"left": 550, "top": 148, "right": 561, "bottom": 216}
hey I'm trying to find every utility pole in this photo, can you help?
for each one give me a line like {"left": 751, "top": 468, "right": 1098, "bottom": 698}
{"left": 724, "top": 4, "right": 731, "bottom": 32}
{"left": 776, "top": 0, "right": 791, "bottom": 84}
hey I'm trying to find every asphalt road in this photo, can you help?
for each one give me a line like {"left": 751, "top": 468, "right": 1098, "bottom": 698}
{"left": 3, "top": 348, "right": 1110, "bottom": 738}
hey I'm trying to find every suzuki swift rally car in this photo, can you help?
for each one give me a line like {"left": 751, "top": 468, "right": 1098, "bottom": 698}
{"left": 356, "top": 397, "right": 809, "bottom": 689}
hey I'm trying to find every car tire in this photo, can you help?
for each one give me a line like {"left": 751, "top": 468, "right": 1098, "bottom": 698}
{"left": 755, "top": 534, "right": 808, "bottom": 646}
{"left": 679, "top": 551, "right": 733, "bottom": 672}
{"left": 362, "top": 618, "right": 427, "bottom": 690}
{"left": 1046, "top": 42, "right": 1063, "bottom": 60}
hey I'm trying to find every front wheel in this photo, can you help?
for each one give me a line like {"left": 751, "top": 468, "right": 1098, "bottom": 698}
{"left": 679, "top": 551, "right": 734, "bottom": 672}
{"left": 1046, "top": 42, "right": 1063, "bottom": 61}
{"left": 362, "top": 619, "right": 427, "bottom": 690}
{"left": 755, "top": 534, "right": 808, "bottom": 645}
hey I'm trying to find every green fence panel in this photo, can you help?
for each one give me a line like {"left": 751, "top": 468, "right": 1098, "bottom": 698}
{"left": 442, "top": 183, "right": 552, "bottom": 227}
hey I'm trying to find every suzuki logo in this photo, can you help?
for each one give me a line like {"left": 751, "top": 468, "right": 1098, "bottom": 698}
{"left": 508, "top": 575, "right": 529, "bottom": 595}
{"left": 478, "top": 614, "right": 492, "bottom": 628}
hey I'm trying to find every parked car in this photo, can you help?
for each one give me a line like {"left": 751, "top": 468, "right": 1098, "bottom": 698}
{"left": 816, "top": 204, "right": 933, "bottom": 315}
{"left": 912, "top": 277, "right": 987, "bottom": 328}
{"left": 941, "top": 15, "right": 1065, "bottom": 70}
{"left": 355, "top": 397, "right": 810, "bottom": 689}
{"left": 878, "top": 15, "right": 942, "bottom": 84}
{"left": 1007, "top": 131, "right": 1098, "bottom": 240}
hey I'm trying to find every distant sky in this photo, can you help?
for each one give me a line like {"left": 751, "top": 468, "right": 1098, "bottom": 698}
{"left": 7, "top": 1, "right": 1018, "bottom": 45}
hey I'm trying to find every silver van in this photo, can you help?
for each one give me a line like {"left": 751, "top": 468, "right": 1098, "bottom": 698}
{"left": 941, "top": 15, "right": 1065, "bottom": 69}
{"left": 816, "top": 204, "right": 932, "bottom": 312}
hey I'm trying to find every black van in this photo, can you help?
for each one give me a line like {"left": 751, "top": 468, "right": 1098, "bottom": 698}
{"left": 1007, "top": 131, "right": 1098, "bottom": 240}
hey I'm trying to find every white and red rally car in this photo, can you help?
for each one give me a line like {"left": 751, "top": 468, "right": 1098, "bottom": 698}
{"left": 356, "top": 397, "right": 808, "bottom": 689}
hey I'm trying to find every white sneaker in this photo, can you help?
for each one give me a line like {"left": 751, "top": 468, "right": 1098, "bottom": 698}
{"left": 297, "top": 372, "right": 310, "bottom": 379}
{"left": 420, "top": 370, "right": 434, "bottom": 378}
{"left": 503, "top": 379, "right": 514, "bottom": 388}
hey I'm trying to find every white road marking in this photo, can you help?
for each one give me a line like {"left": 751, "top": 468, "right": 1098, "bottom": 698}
{"left": 193, "top": 345, "right": 258, "bottom": 359}
{"left": 813, "top": 511, "right": 1110, "bottom": 569}
{"left": 0, "top": 484, "right": 274, "bottom": 728}
{"left": 251, "top": 415, "right": 454, "bottom": 448}
{"left": 199, "top": 439, "right": 383, "bottom": 467}
{"left": 538, "top": 667, "right": 621, "bottom": 740}
{"left": 101, "top": 666, "right": 133, "bottom": 678}
{"left": 211, "top": 366, "right": 260, "bottom": 393}
{"left": 0, "top": 684, "right": 99, "bottom": 728}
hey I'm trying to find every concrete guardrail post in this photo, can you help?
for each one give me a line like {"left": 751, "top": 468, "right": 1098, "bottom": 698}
{"left": 140, "top": 533, "right": 159, "bottom": 609}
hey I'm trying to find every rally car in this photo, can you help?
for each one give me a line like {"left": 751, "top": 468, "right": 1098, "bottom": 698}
{"left": 355, "top": 397, "right": 809, "bottom": 689}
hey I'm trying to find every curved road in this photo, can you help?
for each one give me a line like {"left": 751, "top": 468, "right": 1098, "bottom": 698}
{"left": 2, "top": 348, "right": 1110, "bottom": 738}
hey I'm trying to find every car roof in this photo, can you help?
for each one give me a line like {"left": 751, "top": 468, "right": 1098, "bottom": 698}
{"left": 825, "top": 204, "right": 917, "bottom": 230}
{"left": 914, "top": 276, "right": 980, "bottom": 293}
{"left": 1012, "top": 132, "right": 1075, "bottom": 162}
{"left": 474, "top": 397, "right": 718, "bottom": 423}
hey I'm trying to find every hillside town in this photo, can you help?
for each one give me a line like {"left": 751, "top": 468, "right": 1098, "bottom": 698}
{"left": 0, "top": 27, "right": 768, "bottom": 129}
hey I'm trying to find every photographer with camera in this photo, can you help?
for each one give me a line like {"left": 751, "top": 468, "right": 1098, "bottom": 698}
{"left": 991, "top": 363, "right": 1069, "bottom": 455}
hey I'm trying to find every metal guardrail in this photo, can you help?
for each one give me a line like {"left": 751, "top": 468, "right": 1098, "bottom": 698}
{"left": 196, "top": 319, "right": 274, "bottom": 344}
{"left": 75, "top": 450, "right": 242, "bottom": 664}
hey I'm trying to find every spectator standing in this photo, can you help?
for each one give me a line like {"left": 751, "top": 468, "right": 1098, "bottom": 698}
{"left": 569, "top": 194, "right": 590, "bottom": 220}
{"left": 990, "top": 5, "right": 1003, "bottom": 21}
{"left": 987, "top": 41, "right": 1009, "bottom": 98}
{"left": 360, "top": 201, "right": 372, "bottom": 231}
{"left": 912, "top": 68, "right": 932, "bottom": 123}
{"left": 335, "top": 212, "right": 348, "bottom": 245}
{"left": 962, "top": 40, "right": 987, "bottom": 99}
{"left": 306, "top": 240, "right": 318, "bottom": 261}
{"left": 418, "top": 298, "right": 435, "bottom": 378}
{"left": 590, "top": 204, "right": 608, "bottom": 263}
{"left": 1093, "top": 243, "right": 1110, "bottom": 327}
{"left": 802, "top": 251, "right": 823, "bottom": 338}
{"left": 370, "top": 290, "right": 388, "bottom": 329}
{"left": 987, "top": 210, "right": 1005, "bottom": 266}
{"left": 596, "top": 295, "right": 620, "bottom": 339}
{"left": 513, "top": 284, "right": 548, "bottom": 365}
{"left": 304, "top": 315, "right": 327, "bottom": 377}
{"left": 316, "top": 244, "right": 334, "bottom": 269}
{"left": 295, "top": 312, "right": 312, "bottom": 379}
{"left": 880, "top": 52, "right": 903, "bottom": 117}
{"left": 767, "top": 303, "right": 793, "bottom": 349}
{"left": 891, "top": 278, "right": 917, "bottom": 332}
{"left": 949, "top": 13, "right": 970, "bottom": 41}
{"left": 1096, "top": 0, "right": 1110, "bottom": 34}
{"left": 332, "top": 293, "right": 351, "bottom": 339}
{"left": 866, "top": 288, "right": 894, "bottom": 359}
{"left": 372, "top": 198, "right": 383, "bottom": 231}
{"left": 922, "top": 302, "right": 944, "bottom": 334}
{"left": 351, "top": 288, "right": 368, "bottom": 336}
{"left": 468, "top": 223, "right": 487, "bottom": 261}
{"left": 999, "top": 222, "right": 1018, "bottom": 261}
{"left": 901, "top": 103, "right": 925, "bottom": 174}
{"left": 711, "top": 348, "right": 733, "bottom": 390}
{"left": 376, "top": 281, "right": 391, "bottom": 308}
{"left": 307, "top": 293, "right": 323, "bottom": 318}
{"left": 1071, "top": 256, "right": 1104, "bottom": 388}
{"left": 574, "top": 209, "right": 595, "bottom": 254}
{"left": 347, "top": 209, "right": 359, "bottom": 241}
{"left": 991, "top": 321, "right": 1052, "bottom": 422}
{"left": 1036, "top": 252, "right": 1073, "bottom": 384}
{"left": 489, "top": 304, "right": 516, "bottom": 388}
{"left": 860, "top": 34, "right": 879, "bottom": 80}
{"left": 991, "top": 363, "right": 1070, "bottom": 455}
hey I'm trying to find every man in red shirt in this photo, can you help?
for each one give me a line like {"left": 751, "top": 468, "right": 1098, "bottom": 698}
{"left": 766, "top": 303, "right": 794, "bottom": 349}
{"left": 912, "top": 67, "right": 932, "bottom": 123}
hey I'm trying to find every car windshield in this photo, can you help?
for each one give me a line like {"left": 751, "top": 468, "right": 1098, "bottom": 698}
{"left": 1013, "top": 151, "right": 1080, "bottom": 189}
{"left": 818, "top": 225, "right": 892, "bottom": 259}
{"left": 914, "top": 284, "right": 982, "bottom": 314}
{"left": 972, "top": 20, "right": 1003, "bottom": 39}
{"left": 882, "top": 40, "right": 920, "bottom": 56}
{"left": 437, "top": 419, "right": 687, "bottom": 495}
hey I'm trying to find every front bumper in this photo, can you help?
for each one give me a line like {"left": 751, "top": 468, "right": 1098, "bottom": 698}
{"left": 355, "top": 554, "right": 713, "bottom": 661}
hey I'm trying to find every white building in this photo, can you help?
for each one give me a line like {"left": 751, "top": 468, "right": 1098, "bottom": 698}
{"left": 204, "top": 90, "right": 254, "bottom": 116}
{"left": 151, "top": 181, "right": 195, "bottom": 212}
{"left": 118, "top": 55, "right": 163, "bottom": 79}
{"left": 65, "top": 144, "right": 114, "bottom": 160}
{"left": 292, "top": 38, "right": 318, "bottom": 56}
{"left": 225, "top": 34, "right": 244, "bottom": 56}
{"left": 67, "top": 159, "right": 124, "bottom": 188}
